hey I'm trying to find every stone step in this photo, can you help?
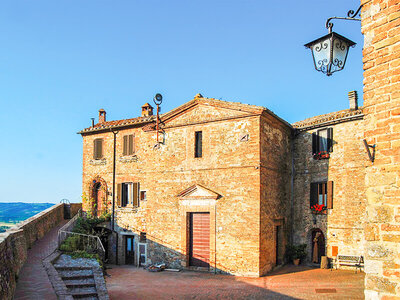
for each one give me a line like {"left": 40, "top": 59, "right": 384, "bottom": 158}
{"left": 55, "top": 265, "right": 93, "bottom": 271}
{"left": 59, "top": 269, "right": 94, "bottom": 279}
{"left": 72, "top": 297, "right": 98, "bottom": 300}
{"left": 65, "top": 279, "right": 96, "bottom": 288}
{"left": 69, "top": 286, "right": 98, "bottom": 298}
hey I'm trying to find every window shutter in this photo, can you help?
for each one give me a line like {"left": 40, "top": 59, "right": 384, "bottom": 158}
{"left": 94, "top": 139, "right": 103, "bottom": 159}
{"left": 128, "top": 134, "right": 134, "bottom": 155}
{"left": 117, "top": 183, "right": 122, "bottom": 207}
{"left": 133, "top": 183, "right": 139, "bottom": 206}
{"left": 328, "top": 128, "right": 333, "bottom": 152}
{"left": 195, "top": 131, "right": 202, "bottom": 157}
{"left": 327, "top": 181, "right": 334, "bottom": 209}
{"left": 123, "top": 135, "right": 128, "bottom": 156}
{"left": 310, "top": 183, "right": 318, "bottom": 207}
{"left": 312, "top": 132, "right": 317, "bottom": 154}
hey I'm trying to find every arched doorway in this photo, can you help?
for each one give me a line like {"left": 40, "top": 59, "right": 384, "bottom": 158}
{"left": 90, "top": 177, "right": 108, "bottom": 217}
{"left": 311, "top": 229, "right": 325, "bottom": 264}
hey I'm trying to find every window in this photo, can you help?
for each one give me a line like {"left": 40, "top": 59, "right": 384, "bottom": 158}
{"left": 93, "top": 138, "right": 103, "bottom": 159}
{"left": 123, "top": 134, "right": 135, "bottom": 156}
{"left": 310, "top": 181, "right": 333, "bottom": 209}
{"left": 140, "top": 191, "right": 147, "bottom": 201}
{"left": 139, "top": 232, "right": 147, "bottom": 242}
{"left": 195, "top": 131, "right": 202, "bottom": 158}
{"left": 312, "top": 128, "right": 333, "bottom": 154}
{"left": 117, "top": 182, "right": 140, "bottom": 207}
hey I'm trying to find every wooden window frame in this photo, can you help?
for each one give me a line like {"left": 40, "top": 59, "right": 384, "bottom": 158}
{"left": 117, "top": 182, "right": 140, "bottom": 208}
{"left": 310, "top": 181, "right": 333, "bottom": 210}
{"left": 123, "top": 134, "right": 135, "bottom": 156}
{"left": 312, "top": 128, "right": 333, "bottom": 154}
{"left": 93, "top": 138, "right": 104, "bottom": 159}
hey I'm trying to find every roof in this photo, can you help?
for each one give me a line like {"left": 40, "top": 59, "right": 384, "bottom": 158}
{"left": 78, "top": 94, "right": 292, "bottom": 135}
{"left": 292, "top": 107, "right": 364, "bottom": 130}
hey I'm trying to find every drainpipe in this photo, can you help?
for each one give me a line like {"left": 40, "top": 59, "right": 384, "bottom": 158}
{"left": 111, "top": 129, "right": 119, "bottom": 231}
{"left": 290, "top": 130, "right": 296, "bottom": 245}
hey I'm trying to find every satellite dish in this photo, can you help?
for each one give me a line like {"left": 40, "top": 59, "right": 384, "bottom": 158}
{"left": 153, "top": 93, "right": 163, "bottom": 105}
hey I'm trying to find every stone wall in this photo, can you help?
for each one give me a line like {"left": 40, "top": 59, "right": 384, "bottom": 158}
{"left": 81, "top": 98, "right": 291, "bottom": 277}
{"left": 293, "top": 118, "right": 366, "bottom": 262}
{"left": 0, "top": 203, "right": 82, "bottom": 300}
{"left": 361, "top": 0, "right": 400, "bottom": 298}
{"left": 260, "top": 114, "right": 292, "bottom": 275}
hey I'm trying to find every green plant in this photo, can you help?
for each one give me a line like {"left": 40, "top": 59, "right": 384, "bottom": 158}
{"left": 60, "top": 235, "right": 84, "bottom": 252}
{"left": 286, "top": 244, "right": 307, "bottom": 261}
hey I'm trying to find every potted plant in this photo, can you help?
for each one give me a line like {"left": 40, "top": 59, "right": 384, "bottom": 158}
{"left": 286, "top": 244, "right": 307, "bottom": 265}
{"left": 313, "top": 151, "right": 330, "bottom": 160}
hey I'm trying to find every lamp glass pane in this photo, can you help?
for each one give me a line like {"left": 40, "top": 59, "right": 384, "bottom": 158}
{"left": 331, "top": 37, "right": 349, "bottom": 73}
{"left": 311, "top": 37, "right": 331, "bottom": 74}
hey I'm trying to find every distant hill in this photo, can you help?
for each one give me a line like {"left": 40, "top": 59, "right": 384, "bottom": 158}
{"left": 0, "top": 203, "right": 54, "bottom": 232}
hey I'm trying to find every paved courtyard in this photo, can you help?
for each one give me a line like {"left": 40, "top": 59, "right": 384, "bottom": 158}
{"left": 106, "top": 265, "right": 365, "bottom": 300}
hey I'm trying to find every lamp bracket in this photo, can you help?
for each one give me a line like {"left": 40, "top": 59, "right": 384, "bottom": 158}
{"left": 363, "top": 139, "right": 376, "bottom": 163}
{"left": 326, "top": 4, "right": 363, "bottom": 33}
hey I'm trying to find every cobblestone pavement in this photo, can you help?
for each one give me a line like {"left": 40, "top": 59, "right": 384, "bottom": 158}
{"left": 106, "top": 265, "right": 365, "bottom": 300}
{"left": 14, "top": 219, "right": 68, "bottom": 300}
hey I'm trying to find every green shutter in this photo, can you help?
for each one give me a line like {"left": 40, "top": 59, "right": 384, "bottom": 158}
{"left": 310, "top": 183, "right": 318, "bottom": 207}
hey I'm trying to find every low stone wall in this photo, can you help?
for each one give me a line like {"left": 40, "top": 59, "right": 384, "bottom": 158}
{"left": 0, "top": 202, "right": 82, "bottom": 300}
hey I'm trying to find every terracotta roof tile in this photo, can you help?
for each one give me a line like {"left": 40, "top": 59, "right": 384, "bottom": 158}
{"left": 292, "top": 107, "right": 364, "bottom": 130}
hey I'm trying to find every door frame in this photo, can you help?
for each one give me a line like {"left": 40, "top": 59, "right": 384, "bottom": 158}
{"left": 188, "top": 212, "right": 210, "bottom": 268}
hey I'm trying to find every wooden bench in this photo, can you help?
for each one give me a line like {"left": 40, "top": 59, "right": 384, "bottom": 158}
{"left": 334, "top": 255, "right": 364, "bottom": 273}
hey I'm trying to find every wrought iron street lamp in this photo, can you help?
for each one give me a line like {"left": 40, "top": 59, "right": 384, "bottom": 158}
{"left": 305, "top": 5, "right": 362, "bottom": 76}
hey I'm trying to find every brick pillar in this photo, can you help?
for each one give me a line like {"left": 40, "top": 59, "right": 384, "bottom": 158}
{"left": 361, "top": 0, "right": 400, "bottom": 298}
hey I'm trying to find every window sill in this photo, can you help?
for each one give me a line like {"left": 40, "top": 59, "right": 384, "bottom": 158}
{"left": 117, "top": 206, "right": 139, "bottom": 213}
{"left": 119, "top": 155, "right": 138, "bottom": 163}
{"left": 310, "top": 210, "right": 327, "bottom": 215}
{"left": 89, "top": 159, "right": 106, "bottom": 165}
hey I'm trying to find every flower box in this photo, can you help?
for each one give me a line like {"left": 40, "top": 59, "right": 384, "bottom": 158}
{"left": 311, "top": 204, "right": 327, "bottom": 214}
{"left": 313, "top": 151, "right": 330, "bottom": 160}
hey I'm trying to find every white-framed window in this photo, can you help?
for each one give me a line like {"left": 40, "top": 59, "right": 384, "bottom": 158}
{"left": 140, "top": 191, "right": 147, "bottom": 201}
{"left": 118, "top": 182, "right": 140, "bottom": 207}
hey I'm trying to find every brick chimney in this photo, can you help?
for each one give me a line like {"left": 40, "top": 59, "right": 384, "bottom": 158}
{"left": 98, "top": 109, "right": 106, "bottom": 123}
{"left": 348, "top": 91, "right": 358, "bottom": 110}
{"left": 141, "top": 103, "right": 153, "bottom": 117}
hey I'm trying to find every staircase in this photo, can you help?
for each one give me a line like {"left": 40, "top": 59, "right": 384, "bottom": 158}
{"left": 54, "top": 266, "right": 99, "bottom": 299}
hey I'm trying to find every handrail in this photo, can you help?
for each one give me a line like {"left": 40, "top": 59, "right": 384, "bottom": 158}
{"left": 58, "top": 230, "right": 106, "bottom": 253}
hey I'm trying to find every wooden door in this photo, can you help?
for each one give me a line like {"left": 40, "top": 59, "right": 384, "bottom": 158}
{"left": 189, "top": 213, "right": 210, "bottom": 268}
{"left": 125, "top": 236, "right": 135, "bottom": 265}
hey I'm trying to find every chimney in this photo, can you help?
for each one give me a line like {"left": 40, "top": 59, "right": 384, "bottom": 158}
{"left": 141, "top": 103, "right": 154, "bottom": 117}
{"left": 98, "top": 109, "right": 106, "bottom": 123}
{"left": 348, "top": 91, "right": 358, "bottom": 110}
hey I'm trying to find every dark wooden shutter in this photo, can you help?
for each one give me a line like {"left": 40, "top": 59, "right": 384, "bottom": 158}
{"left": 123, "top": 136, "right": 128, "bottom": 156}
{"left": 128, "top": 134, "right": 134, "bottom": 155}
{"left": 133, "top": 183, "right": 139, "bottom": 206}
{"left": 117, "top": 183, "right": 122, "bottom": 207}
{"left": 310, "top": 183, "right": 318, "bottom": 207}
{"left": 328, "top": 128, "right": 333, "bottom": 152}
{"left": 327, "top": 181, "right": 334, "bottom": 209}
{"left": 94, "top": 139, "right": 103, "bottom": 159}
{"left": 312, "top": 132, "right": 317, "bottom": 154}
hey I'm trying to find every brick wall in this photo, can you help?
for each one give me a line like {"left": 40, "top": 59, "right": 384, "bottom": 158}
{"left": 293, "top": 118, "right": 366, "bottom": 263}
{"left": 0, "top": 203, "right": 81, "bottom": 300}
{"left": 361, "top": 0, "right": 400, "bottom": 298}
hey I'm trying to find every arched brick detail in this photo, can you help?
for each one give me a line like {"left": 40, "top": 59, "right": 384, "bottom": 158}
{"left": 89, "top": 176, "right": 108, "bottom": 217}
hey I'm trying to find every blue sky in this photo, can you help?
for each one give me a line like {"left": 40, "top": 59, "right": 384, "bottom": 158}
{"left": 0, "top": 0, "right": 364, "bottom": 203}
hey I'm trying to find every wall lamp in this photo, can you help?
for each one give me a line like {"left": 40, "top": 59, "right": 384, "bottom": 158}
{"left": 305, "top": 5, "right": 362, "bottom": 76}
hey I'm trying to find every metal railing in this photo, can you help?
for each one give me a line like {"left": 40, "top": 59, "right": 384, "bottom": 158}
{"left": 58, "top": 230, "right": 106, "bottom": 260}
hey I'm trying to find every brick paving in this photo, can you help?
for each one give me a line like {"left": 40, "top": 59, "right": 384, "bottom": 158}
{"left": 14, "top": 219, "right": 68, "bottom": 300}
{"left": 106, "top": 265, "right": 365, "bottom": 300}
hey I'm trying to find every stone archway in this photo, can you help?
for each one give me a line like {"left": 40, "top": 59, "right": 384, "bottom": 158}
{"left": 311, "top": 228, "right": 325, "bottom": 264}
{"left": 89, "top": 176, "right": 108, "bottom": 217}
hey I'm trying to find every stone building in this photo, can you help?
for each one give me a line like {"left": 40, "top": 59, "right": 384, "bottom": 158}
{"left": 78, "top": 89, "right": 371, "bottom": 277}
{"left": 292, "top": 91, "right": 366, "bottom": 264}
{"left": 79, "top": 94, "right": 292, "bottom": 277}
